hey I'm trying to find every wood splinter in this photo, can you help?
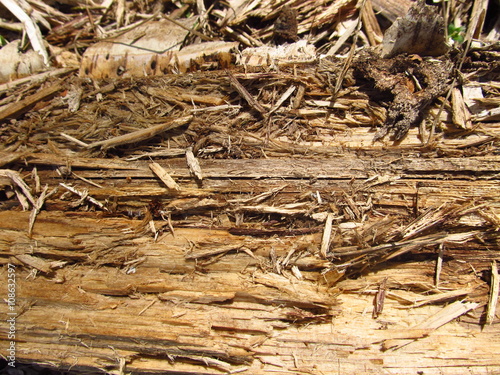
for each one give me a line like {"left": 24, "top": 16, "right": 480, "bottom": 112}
{"left": 373, "top": 277, "right": 388, "bottom": 319}
{"left": 320, "top": 213, "right": 334, "bottom": 258}
{"left": 486, "top": 260, "right": 499, "bottom": 325}
{"left": 149, "top": 162, "right": 180, "bottom": 191}
{"left": 227, "top": 70, "right": 267, "bottom": 116}
{"left": 60, "top": 183, "right": 108, "bottom": 211}
{"left": 186, "top": 147, "right": 203, "bottom": 182}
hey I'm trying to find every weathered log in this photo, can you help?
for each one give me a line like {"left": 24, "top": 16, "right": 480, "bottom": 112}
{"left": 0, "top": 55, "right": 499, "bottom": 375}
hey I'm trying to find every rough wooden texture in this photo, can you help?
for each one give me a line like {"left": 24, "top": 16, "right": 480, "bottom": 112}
{"left": 1, "top": 55, "right": 499, "bottom": 374}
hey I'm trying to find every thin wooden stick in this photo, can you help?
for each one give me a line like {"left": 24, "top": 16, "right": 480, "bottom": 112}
{"left": 87, "top": 115, "right": 192, "bottom": 149}
{"left": 227, "top": 70, "right": 267, "bottom": 116}
{"left": 270, "top": 85, "right": 296, "bottom": 114}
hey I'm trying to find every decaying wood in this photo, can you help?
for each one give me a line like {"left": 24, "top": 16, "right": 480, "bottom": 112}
{"left": 0, "top": 1, "right": 499, "bottom": 374}
{"left": 0, "top": 81, "right": 63, "bottom": 121}
{"left": 87, "top": 115, "right": 193, "bottom": 150}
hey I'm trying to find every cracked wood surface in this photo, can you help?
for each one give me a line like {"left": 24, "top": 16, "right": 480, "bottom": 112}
{"left": 0, "top": 55, "right": 499, "bottom": 375}
{"left": 1, "top": 150, "right": 499, "bottom": 374}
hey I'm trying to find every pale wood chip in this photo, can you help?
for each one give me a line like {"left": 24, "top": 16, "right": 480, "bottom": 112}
{"left": 486, "top": 260, "right": 499, "bottom": 325}
{"left": 320, "top": 213, "right": 334, "bottom": 258}
{"left": 15, "top": 253, "right": 52, "bottom": 273}
{"left": 0, "top": 169, "right": 36, "bottom": 207}
{"left": 383, "top": 300, "right": 479, "bottom": 350}
{"left": 185, "top": 146, "right": 203, "bottom": 181}
{"left": 149, "top": 162, "right": 180, "bottom": 191}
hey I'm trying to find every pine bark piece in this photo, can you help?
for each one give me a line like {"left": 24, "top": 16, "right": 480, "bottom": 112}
{"left": 273, "top": 5, "right": 298, "bottom": 43}
{"left": 80, "top": 19, "right": 238, "bottom": 78}
{"left": 381, "top": 0, "right": 449, "bottom": 58}
{"left": 227, "top": 69, "right": 267, "bottom": 115}
{"left": 355, "top": 52, "right": 453, "bottom": 141}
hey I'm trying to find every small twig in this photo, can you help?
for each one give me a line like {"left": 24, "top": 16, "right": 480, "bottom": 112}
{"left": 373, "top": 277, "right": 388, "bottom": 319}
{"left": 292, "top": 84, "right": 306, "bottom": 109}
{"left": 60, "top": 132, "right": 90, "bottom": 148}
{"left": 190, "top": 104, "right": 241, "bottom": 113}
{"left": 328, "top": 0, "right": 366, "bottom": 100}
{"left": 0, "top": 68, "right": 75, "bottom": 94}
{"left": 164, "top": 212, "right": 175, "bottom": 237}
{"left": 71, "top": 172, "right": 104, "bottom": 189}
{"left": 426, "top": 78, "right": 456, "bottom": 146}
{"left": 138, "top": 299, "right": 157, "bottom": 316}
